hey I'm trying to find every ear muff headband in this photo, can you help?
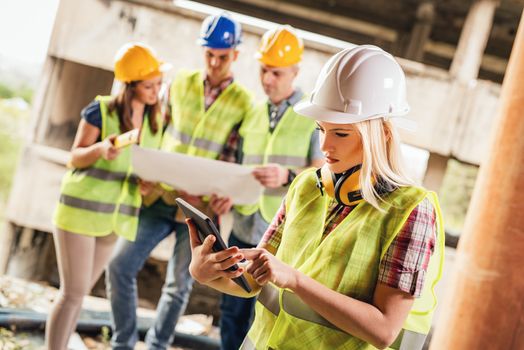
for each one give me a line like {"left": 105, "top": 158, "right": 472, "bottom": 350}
{"left": 316, "top": 164, "right": 364, "bottom": 206}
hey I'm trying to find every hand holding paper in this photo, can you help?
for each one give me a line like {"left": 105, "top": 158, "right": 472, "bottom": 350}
{"left": 131, "top": 146, "right": 263, "bottom": 205}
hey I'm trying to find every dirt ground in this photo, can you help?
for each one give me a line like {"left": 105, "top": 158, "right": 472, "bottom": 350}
{"left": 0, "top": 275, "right": 218, "bottom": 349}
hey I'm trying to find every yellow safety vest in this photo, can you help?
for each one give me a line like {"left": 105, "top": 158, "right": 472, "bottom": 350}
{"left": 235, "top": 102, "right": 316, "bottom": 222}
{"left": 246, "top": 169, "right": 445, "bottom": 350}
{"left": 53, "top": 96, "right": 163, "bottom": 240}
{"left": 161, "top": 69, "right": 252, "bottom": 159}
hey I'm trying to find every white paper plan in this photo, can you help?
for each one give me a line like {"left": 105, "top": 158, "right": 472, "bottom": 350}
{"left": 131, "top": 145, "right": 264, "bottom": 204}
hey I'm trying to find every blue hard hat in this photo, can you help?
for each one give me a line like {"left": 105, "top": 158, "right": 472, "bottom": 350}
{"left": 197, "top": 13, "right": 242, "bottom": 49}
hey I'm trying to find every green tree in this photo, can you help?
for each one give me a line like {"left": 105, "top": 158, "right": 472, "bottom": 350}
{"left": 0, "top": 82, "right": 14, "bottom": 99}
{"left": 0, "top": 101, "right": 29, "bottom": 208}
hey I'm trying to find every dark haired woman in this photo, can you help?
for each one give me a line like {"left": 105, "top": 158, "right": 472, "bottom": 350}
{"left": 46, "top": 43, "right": 168, "bottom": 349}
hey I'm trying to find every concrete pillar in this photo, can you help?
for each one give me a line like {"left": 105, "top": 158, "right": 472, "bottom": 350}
{"left": 430, "top": 10, "right": 524, "bottom": 349}
{"left": 405, "top": 2, "right": 435, "bottom": 61}
{"left": 450, "top": 0, "right": 499, "bottom": 83}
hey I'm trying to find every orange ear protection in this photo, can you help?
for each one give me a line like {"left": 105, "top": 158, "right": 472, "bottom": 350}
{"left": 315, "top": 164, "right": 365, "bottom": 206}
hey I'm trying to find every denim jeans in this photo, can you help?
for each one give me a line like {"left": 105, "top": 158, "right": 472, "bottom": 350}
{"left": 219, "top": 233, "right": 257, "bottom": 350}
{"left": 106, "top": 199, "right": 193, "bottom": 350}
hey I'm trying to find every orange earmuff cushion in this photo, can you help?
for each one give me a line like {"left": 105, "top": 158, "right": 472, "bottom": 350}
{"left": 319, "top": 164, "right": 364, "bottom": 206}
{"left": 320, "top": 164, "right": 336, "bottom": 198}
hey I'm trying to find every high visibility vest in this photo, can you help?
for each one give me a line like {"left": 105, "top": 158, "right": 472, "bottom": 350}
{"left": 246, "top": 169, "right": 445, "bottom": 350}
{"left": 161, "top": 69, "right": 252, "bottom": 159}
{"left": 53, "top": 96, "right": 163, "bottom": 241}
{"left": 235, "top": 102, "right": 316, "bottom": 222}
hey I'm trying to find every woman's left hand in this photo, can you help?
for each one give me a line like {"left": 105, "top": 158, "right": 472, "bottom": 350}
{"left": 241, "top": 248, "right": 298, "bottom": 290}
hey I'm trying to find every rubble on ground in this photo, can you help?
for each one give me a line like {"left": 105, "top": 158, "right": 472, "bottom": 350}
{"left": 0, "top": 275, "right": 218, "bottom": 349}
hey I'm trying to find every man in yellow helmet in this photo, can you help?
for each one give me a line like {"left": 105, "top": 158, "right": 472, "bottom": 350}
{"left": 106, "top": 14, "right": 252, "bottom": 350}
{"left": 217, "top": 25, "right": 324, "bottom": 350}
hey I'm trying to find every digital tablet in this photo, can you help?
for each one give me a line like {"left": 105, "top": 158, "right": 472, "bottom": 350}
{"left": 175, "top": 198, "right": 252, "bottom": 293}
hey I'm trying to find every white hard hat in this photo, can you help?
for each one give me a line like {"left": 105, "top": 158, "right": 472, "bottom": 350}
{"left": 295, "top": 45, "right": 411, "bottom": 126}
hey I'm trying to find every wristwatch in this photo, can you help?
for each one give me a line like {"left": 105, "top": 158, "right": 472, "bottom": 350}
{"left": 284, "top": 169, "right": 296, "bottom": 186}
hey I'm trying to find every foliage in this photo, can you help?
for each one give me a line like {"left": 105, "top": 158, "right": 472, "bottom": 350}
{"left": 0, "top": 99, "right": 30, "bottom": 211}
{"left": 439, "top": 159, "right": 479, "bottom": 233}
{"left": 0, "top": 82, "right": 33, "bottom": 104}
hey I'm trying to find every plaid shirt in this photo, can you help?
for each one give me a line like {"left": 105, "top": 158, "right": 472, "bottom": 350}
{"left": 262, "top": 196, "right": 436, "bottom": 297}
{"left": 203, "top": 75, "right": 234, "bottom": 111}
{"left": 203, "top": 75, "right": 239, "bottom": 162}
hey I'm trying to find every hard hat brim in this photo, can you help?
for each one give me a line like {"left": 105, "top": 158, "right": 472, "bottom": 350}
{"left": 294, "top": 99, "right": 415, "bottom": 130}
{"left": 196, "top": 38, "right": 239, "bottom": 49}
{"left": 294, "top": 99, "right": 378, "bottom": 124}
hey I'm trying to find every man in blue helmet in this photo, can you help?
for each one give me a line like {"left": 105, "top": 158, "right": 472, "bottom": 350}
{"left": 106, "top": 13, "right": 252, "bottom": 350}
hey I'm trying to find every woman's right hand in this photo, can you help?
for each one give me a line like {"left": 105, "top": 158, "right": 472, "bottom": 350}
{"left": 186, "top": 218, "right": 245, "bottom": 284}
{"left": 99, "top": 134, "right": 121, "bottom": 160}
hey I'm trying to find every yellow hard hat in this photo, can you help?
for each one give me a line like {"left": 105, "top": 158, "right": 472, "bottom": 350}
{"left": 113, "top": 43, "right": 171, "bottom": 83}
{"left": 255, "top": 25, "right": 304, "bottom": 67}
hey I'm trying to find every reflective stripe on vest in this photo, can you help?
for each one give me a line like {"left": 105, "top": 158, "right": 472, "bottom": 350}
{"left": 60, "top": 194, "right": 115, "bottom": 213}
{"left": 118, "top": 203, "right": 140, "bottom": 216}
{"left": 243, "top": 154, "right": 309, "bottom": 168}
{"left": 165, "top": 125, "right": 193, "bottom": 144}
{"left": 61, "top": 194, "right": 139, "bottom": 217}
{"left": 240, "top": 337, "right": 257, "bottom": 350}
{"left": 241, "top": 329, "right": 427, "bottom": 350}
{"left": 162, "top": 69, "right": 251, "bottom": 159}
{"left": 257, "top": 284, "right": 427, "bottom": 350}
{"left": 236, "top": 102, "right": 316, "bottom": 221}
{"left": 75, "top": 168, "right": 129, "bottom": 182}
{"left": 165, "top": 124, "right": 224, "bottom": 154}
{"left": 263, "top": 187, "right": 288, "bottom": 197}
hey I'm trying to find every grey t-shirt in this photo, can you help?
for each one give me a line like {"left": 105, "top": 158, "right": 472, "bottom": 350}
{"left": 232, "top": 90, "right": 323, "bottom": 246}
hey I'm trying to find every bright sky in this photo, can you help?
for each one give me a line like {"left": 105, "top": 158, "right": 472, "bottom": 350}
{"left": 0, "top": 0, "right": 60, "bottom": 64}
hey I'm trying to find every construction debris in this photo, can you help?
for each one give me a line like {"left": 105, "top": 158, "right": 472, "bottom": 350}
{"left": 0, "top": 276, "right": 219, "bottom": 349}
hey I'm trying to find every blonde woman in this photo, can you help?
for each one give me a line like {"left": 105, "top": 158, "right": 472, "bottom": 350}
{"left": 187, "top": 45, "right": 444, "bottom": 350}
{"left": 46, "top": 43, "right": 167, "bottom": 349}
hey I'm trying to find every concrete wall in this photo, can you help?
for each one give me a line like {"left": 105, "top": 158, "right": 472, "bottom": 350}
{"left": 44, "top": 0, "right": 503, "bottom": 160}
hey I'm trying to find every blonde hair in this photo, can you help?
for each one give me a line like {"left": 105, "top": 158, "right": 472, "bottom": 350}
{"left": 355, "top": 118, "right": 414, "bottom": 210}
